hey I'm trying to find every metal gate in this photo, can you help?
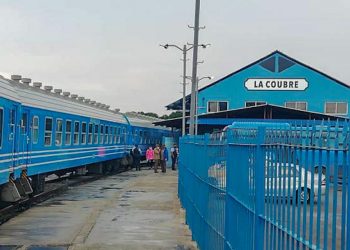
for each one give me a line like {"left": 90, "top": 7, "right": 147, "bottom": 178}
{"left": 179, "top": 120, "right": 349, "bottom": 250}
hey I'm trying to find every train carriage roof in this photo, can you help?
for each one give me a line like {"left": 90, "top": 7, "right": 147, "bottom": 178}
{"left": 0, "top": 75, "right": 128, "bottom": 124}
{"left": 125, "top": 112, "right": 171, "bottom": 131}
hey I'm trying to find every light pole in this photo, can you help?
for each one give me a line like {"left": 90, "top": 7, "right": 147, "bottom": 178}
{"left": 189, "top": 0, "right": 202, "bottom": 135}
{"left": 160, "top": 44, "right": 192, "bottom": 136}
{"left": 160, "top": 43, "right": 210, "bottom": 136}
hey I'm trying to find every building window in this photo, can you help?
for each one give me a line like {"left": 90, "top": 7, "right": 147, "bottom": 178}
{"left": 208, "top": 101, "right": 228, "bottom": 113}
{"left": 74, "top": 121, "right": 80, "bottom": 145}
{"left": 81, "top": 122, "right": 87, "bottom": 144}
{"left": 65, "top": 120, "right": 72, "bottom": 145}
{"left": 325, "top": 102, "right": 348, "bottom": 115}
{"left": 55, "top": 119, "right": 63, "bottom": 146}
{"left": 44, "top": 117, "right": 53, "bottom": 146}
{"left": 94, "top": 124, "right": 99, "bottom": 144}
{"left": 285, "top": 102, "right": 307, "bottom": 111}
{"left": 88, "top": 123, "right": 93, "bottom": 144}
{"left": 245, "top": 101, "right": 267, "bottom": 108}
{"left": 100, "top": 125, "right": 104, "bottom": 144}
{"left": 32, "top": 116, "right": 39, "bottom": 144}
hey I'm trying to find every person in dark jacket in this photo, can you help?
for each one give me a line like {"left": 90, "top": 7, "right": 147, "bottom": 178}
{"left": 132, "top": 145, "right": 141, "bottom": 171}
{"left": 170, "top": 144, "right": 178, "bottom": 170}
{"left": 160, "top": 145, "right": 168, "bottom": 173}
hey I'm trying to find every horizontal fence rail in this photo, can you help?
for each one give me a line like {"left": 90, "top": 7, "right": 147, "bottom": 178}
{"left": 178, "top": 120, "right": 349, "bottom": 250}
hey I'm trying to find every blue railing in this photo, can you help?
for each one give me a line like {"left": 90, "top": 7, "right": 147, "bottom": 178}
{"left": 178, "top": 120, "right": 349, "bottom": 250}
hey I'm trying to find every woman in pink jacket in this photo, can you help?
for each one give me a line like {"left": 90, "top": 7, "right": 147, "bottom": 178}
{"left": 146, "top": 146, "right": 154, "bottom": 169}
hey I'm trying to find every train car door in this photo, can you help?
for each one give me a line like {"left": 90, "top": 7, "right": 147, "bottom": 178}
{"left": 20, "top": 108, "right": 31, "bottom": 170}
{"left": 9, "top": 105, "right": 19, "bottom": 175}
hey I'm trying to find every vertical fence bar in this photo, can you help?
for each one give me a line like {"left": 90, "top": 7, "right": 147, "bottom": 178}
{"left": 255, "top": 126, "right": 266, "bottom": 250}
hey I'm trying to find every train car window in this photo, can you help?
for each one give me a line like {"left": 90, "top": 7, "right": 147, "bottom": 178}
{"left": 122, "top": 127, "right": 126, "bottom": 144}
{"left": 55, "top": 119, "right": 63, "bottom": 146}
{"left": 114, "top": 127, "right": 118, "bottom": 144}
{"left": 115, "top": 127, "right": 121, "bottom": 143}
{"left": 21, "top": 113, "right": 28, "bottom": 134}
{"left": 0, "top": 108, "right": 3, "bottom": 147}
{"left": 139, "top": 130, "right": 143, "bottom": 144}
{"left": 74, "top": 121, "right": 80, "bottom": 145}
{"left": 32, "top": 116, "right": 39, "bottom": 144}
{"left": 94, "top": 124, "right": 99, "bottom": 144}
{"left": 100, "top": 125, "right": 104, "bottom": 144}
{"left": 109, "top": 127, "right": 113, "bottom": 144}
{"left": 88, "top": 123, "right": 93, "bottom": 144}
{"left": 44, "top": 117, "right": 53, "bottom": 146}
{"left": 65, "top": 120, "right": 72, "bottom": 145}
{"left": 105, "top": 125, "right": 109, "bottom": 143}
{"left": 81, "top": 122, "right": 87, "bottom": 144}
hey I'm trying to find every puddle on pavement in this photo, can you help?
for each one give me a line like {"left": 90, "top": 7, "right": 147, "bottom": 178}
{"left": 126, "top": 190, "right": 146, "bottom": 193}
{"left": 100, "top": 187, "right": 123, "bottom": 190}
{"left": 119, "top": 204, "right": 130, "bottom": 207}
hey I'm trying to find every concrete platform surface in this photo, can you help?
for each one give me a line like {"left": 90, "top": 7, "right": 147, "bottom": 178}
{"left": 0, "top": 170, "right": 196, "bottom": 250}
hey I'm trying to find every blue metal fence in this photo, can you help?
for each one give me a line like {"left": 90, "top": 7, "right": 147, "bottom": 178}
{"left": 178, "top": 120, "right": 349, "bottom": 250}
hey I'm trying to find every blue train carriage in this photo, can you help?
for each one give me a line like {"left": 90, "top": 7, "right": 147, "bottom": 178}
{"left": 0, "top": 75, "right": 130, "bottom": 202}
{"left": 125, "top": 112, "right": 175, "bottom": 160}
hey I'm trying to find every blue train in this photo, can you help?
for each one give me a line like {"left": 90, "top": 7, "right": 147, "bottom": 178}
{"left": 0, "top": 75, "right": 175, "bottom": 202}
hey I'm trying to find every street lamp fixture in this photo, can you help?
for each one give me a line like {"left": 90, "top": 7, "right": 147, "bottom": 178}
{"left": 160, "top": 42, "right": 209, "bottom": 136}
{"left": 194, "top": 76, "right": 214, "bottom": 135}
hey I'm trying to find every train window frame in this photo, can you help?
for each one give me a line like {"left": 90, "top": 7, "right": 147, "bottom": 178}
{"left": 116, "top": 127, "right": 122, "bottom": 144}
{"left": 105, "top": 125, "right": 109, "bottom": 143}
{"left": 100, "top": 124, "right": 104, "bottom": 144}
{"left": 0, "top": 107, "right": 3, "bottom": 148}
{"left": 114, "top": 127, "right": 118, "bottom": 144}
{"left": 94, "top": 124, "right": 99, "bottom": 144}
{"left": 73, "top": 121, "right": 80, "bottom": 145}
{"left": 81, "top": 122, "right": 87, "bottom": 145}
{"left": 44, "top": 117, "right": 53, "bottom": 147}
{"left": 88, "top": 123, "right": 93, "bottom": 145}
{"left": 55, "top": 119, "right": 63, "bottom": 146}
{"left": 21, "top": 113, "right": 28, "bottom": 134}
{"left": 32, "top": 116, "right": 39, "bottom": 144}
{"left": 109, "top": 127, "right": 113, "bottom": 144}
{"left": 65, "top": 120, "right": 72, "bottom": 145}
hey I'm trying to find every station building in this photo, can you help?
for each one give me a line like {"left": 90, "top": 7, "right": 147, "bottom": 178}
{"left": 167, "top": 50, "right": 350, "bottom": 117}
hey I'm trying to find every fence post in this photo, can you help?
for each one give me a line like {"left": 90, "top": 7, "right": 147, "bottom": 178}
{"left": 255, "top": 126, "right": 266, "bottom": 249}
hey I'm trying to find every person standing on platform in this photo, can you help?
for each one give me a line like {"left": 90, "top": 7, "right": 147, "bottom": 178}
{"left": 170, "top": 144, "right": 178, "bottom": 171}
{"left": 160, "top": 144, "right": 168, "bottom": 173}
{"left": 146, "top": 146, "right": 154, "bottom": 169}
{"left": 132, "top": 145, "right": 141, "bottom": 171}
{"left": 153, "top": 144, "right": 161, "bottom": 173}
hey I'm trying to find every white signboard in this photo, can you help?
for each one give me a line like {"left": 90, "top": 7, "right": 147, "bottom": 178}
{"left": 245, "top": 78, "right": 308, "bottom": 91}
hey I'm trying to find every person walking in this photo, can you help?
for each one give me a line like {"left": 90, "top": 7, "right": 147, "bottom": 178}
{"left": 160, "top": 144, "right": 168, "bottom": 173}
{"left": 132, "top": 145, "right": 141, "bottom": 171}
{"left": 146, "top": 146, "right": 154, "bottom": 169}
{"left": 170, "top": 144, "right": 178, "bottom": 170}
{"left": 153, "top": 144, "right": 161, "bottom": 173}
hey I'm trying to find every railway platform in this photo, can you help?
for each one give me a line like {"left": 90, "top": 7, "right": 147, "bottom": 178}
{"left": 0, "top": 170, "right": 196, "bottom": 250}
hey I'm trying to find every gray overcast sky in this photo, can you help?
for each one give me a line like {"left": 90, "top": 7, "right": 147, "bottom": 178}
{"left": 0, "top": 0, "right": 349, "bottom": 114}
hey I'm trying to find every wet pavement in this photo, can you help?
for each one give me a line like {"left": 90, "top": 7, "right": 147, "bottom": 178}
{"left": 0, "top": 170, "right": 196, "bottom": 250}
